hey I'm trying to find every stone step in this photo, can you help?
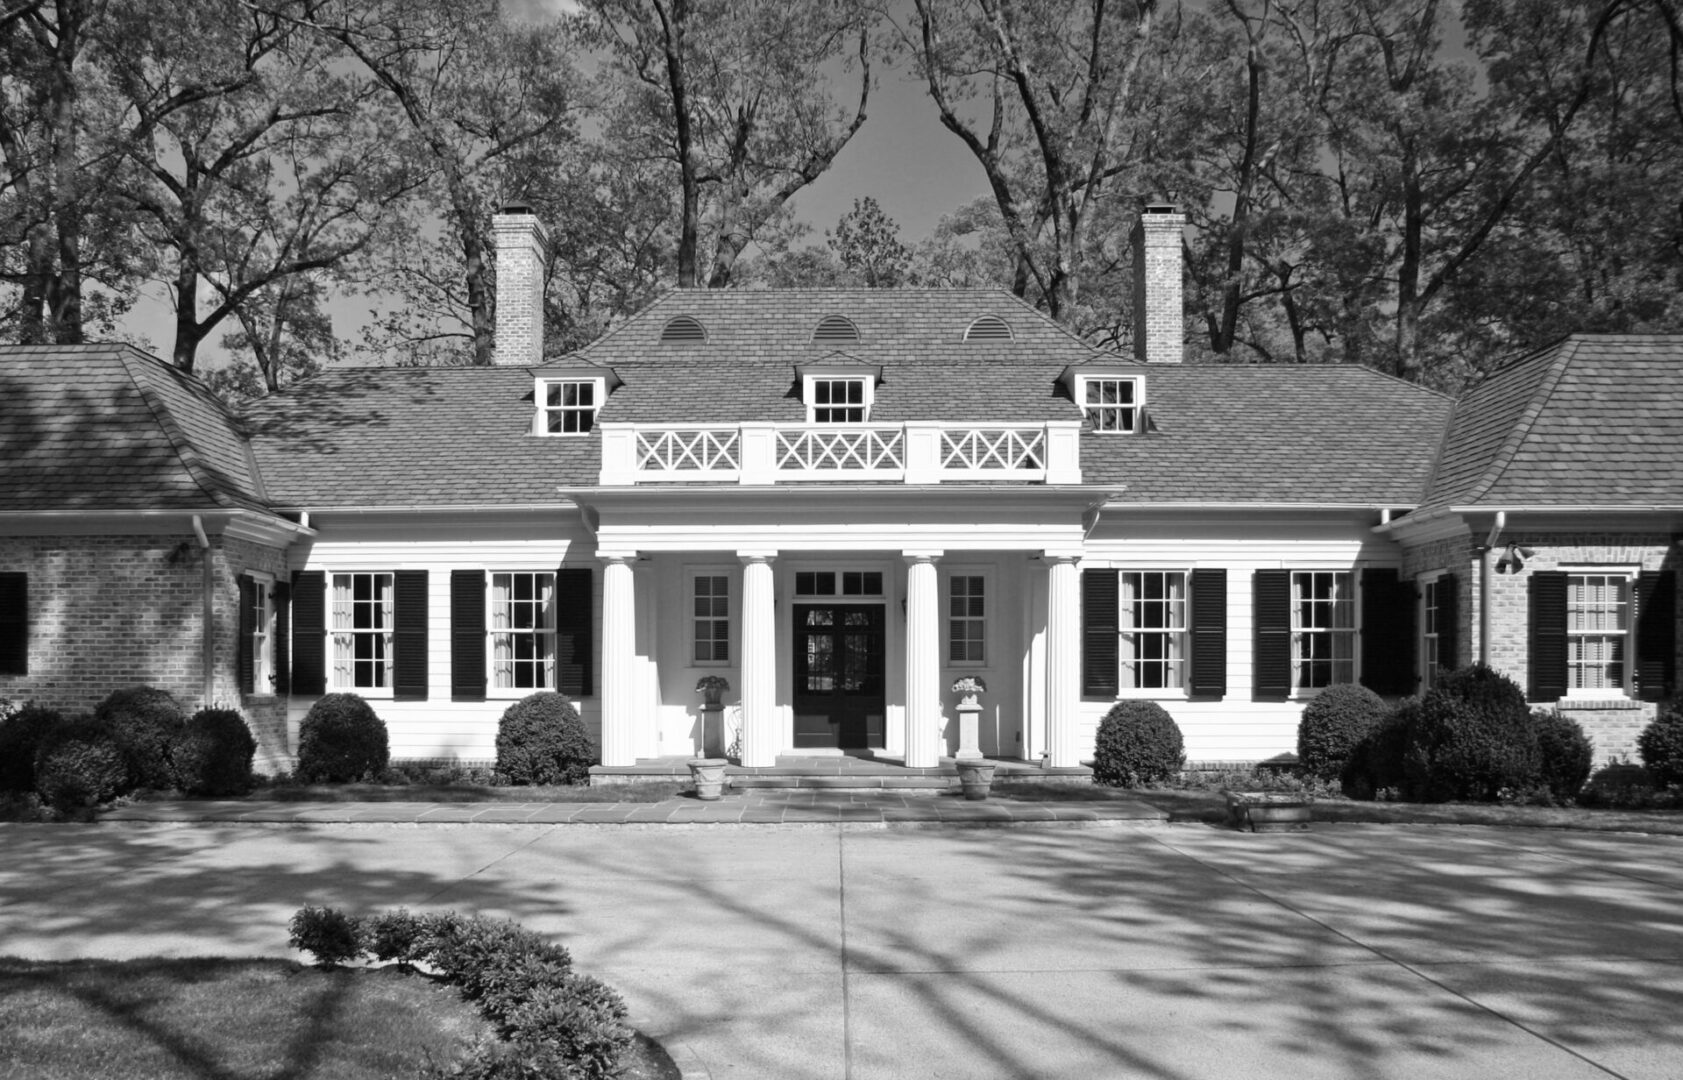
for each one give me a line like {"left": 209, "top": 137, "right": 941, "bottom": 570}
{"left": 731, "top": 774, "right": 954, "bottom": 790}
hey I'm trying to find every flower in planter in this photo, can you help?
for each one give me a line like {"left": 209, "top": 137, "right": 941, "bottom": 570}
{"left": 950, "top": 676, "right": 987, "bottom": 696}
{"left": 695, "top": 675, "right": 731, "bottom": 695}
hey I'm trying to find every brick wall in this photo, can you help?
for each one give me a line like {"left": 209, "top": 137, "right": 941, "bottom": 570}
{"left": 493, "top": 211, "right": 548, "bottom": 366}
{"left": 0, "top": 531, "right": 291, "bottom": 773}
{"left": 1131, "top": 208, "right": 1185, "bottom": 365}
{"left": 1401, "top": 533, "right": 1480, "bottom": 671}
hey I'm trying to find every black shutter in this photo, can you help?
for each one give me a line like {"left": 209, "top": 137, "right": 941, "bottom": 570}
{"left": 237, "top": 575, "right": 256, "bottom": 696}
{"left": 273, "top": 579, "right": 291, "bottom": 696}
{"left": 1187, "top": 568, "right": 1226, "bottom": 698}
{"left": 0, "top": 572, "right": 27, "bottom": 676}
{"left": 1253, "top": 570, "right": 1292, "bottom": 700}
{"left": 1082, "top": 569, "right": 1119, "bottom": 697}
{"left": 1636, "top": 569, "right": 1677, "bottom": 702}
{"left": 1436, "top": 573, "right": 1459, "bottom": 675}
{"left": 1360, "top": 567, "right": 1416, "bottom": 696}
{"left": 393, "top": 570, "right": 429, "bottom": 701}
{"left": 290, "top": 571, "right": 327, "bottom": 695}
{"left": 555, "top": 566, "right": 594, "bottom": 696}
{"left": 1529, "top": 571, "right": 1568, "bottom": 702}
{"left": 451, "top": 570, "right": 486, "bottom": 701}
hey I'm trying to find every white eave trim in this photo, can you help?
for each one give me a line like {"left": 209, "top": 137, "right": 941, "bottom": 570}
{"left": 272, "top": 502, "right": 580, "bottom": 515}
{"left": 0, "top": 508, "right": 315, "bottom": 543}
{"left": 1376, "top": 503, "right": 1683, "bottom": 535}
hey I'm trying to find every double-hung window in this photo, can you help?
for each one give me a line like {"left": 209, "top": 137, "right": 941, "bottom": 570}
{"left": 1122, "top": 571, "right": 1186, "bottom": 690}
{"left": 693, "top": 574, "right": 730, "bottom": 663}
{"left": 1292, "top": 571, "right": 1354, "bottom": 690}
{"left": 1567, "top": 573, "right": 1630, "bottom": 694}
{"left": 332, "top": 572, "right": 393, "bottom": 690}
{"left": 490, "top": 572, "right": 556, "bottom": 691}
{"left": 948, "top": 575, "right": 985, "bottom": 663}
{"left": 1420, "top": 575, "right": 1442, "bottom": 691}
{"left": 811, "top": 377, "right": 868, "bottom": 423}
{"left": 541, "top": 380, "right": 596, "bottom": 434}
{"left": 250, "top": 574, "right": 274, "bottom": 692}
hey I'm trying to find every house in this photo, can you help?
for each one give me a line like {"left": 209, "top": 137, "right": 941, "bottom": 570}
{"left": 1, "top": 205, "right": 1677, "bottom": 775}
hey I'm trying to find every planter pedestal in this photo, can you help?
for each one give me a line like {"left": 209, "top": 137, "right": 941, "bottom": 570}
{"left": 1225, "top": 792, "right": 1313, "bottom": 832}
{"left": 688, "top": 758, "right": 729, "bottom": 801}
{"left": 954, "top": 760, "right": 996, "bottom": 800}
{"left": 955, "top": 701, "right": 983, "bottom": 761}
{"left": 700, "top": 703, "right": 726, "bottom": 759}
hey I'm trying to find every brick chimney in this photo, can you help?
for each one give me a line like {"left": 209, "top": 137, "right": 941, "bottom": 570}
{"left": 1131, "top": 203, "right": 1185, "bottom": 364}
{"left": 493, "top": 204, "right": 549, "bottom": 366}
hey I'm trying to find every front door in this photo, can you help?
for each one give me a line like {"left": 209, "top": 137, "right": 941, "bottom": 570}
{"left": 793, "top": 604, "right": 886, "bottom": 748}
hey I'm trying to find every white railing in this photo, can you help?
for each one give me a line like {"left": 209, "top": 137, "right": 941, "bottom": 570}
{"left": 600, "top": 421, "right": 1081, "bottom": 485}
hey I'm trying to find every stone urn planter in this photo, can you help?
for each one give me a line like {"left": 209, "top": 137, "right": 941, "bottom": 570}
{"left": 1225, "top": 791, "right": 1314, "bottom": 832}
{"left": 695, "top": 676, "right": 731, "bottom": 758}
{"left": 954, "top": 759, "right": 996, "bottom": 801}
{"left": 688, "top": 758, "right": 729, "bottom": 801}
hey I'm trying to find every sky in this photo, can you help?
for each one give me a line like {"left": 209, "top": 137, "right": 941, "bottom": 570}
{"left": 123, "top": 2, "right": 995, "bottom": 374}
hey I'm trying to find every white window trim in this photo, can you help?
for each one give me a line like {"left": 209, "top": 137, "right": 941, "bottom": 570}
{"left": 688, "top": 565, "right": 734, "bottom": 668}
{"left": 328, "top": 570, "right": 396, "bottom": 698}
{"left": 1288, "top": 568, "right": 1360, "bottom": 699}
{"left": 1075, "top": 373, "right": 1143, "bottom": 434}
{"left": 1116, "top": 568, "right": 1192, "bottom": 699}
{"left": 942, "top": 566, "right": 990, "bottom": 669}
{"left": 801, "top": 372, "right": 875, "bottom": 424}
{"left": 1417, "top": 569, "right": 1445, "bottom": 692}
{"left": 534, "top": 376, "right": 607, "bottom": 437}
{"left": 486, "top": 570, "right": 559, "bottom": 699}
{"left": 1560, "top": 564, "right": 1639, "bottom": 699}
{"left": 249, "top": 571, "right": 276, "bottom": 698}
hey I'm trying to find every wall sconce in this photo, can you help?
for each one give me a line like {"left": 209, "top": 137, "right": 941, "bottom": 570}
{"left": 1494, "top": 543, "right": 1536, "bottom": 574}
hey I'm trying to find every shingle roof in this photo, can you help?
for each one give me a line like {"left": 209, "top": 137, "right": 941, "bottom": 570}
{"left": 1420, "top": 335, "right": 1683, "bottom": 510}
{"left": 0, "top": 344, "right": 269, "bottom": 513}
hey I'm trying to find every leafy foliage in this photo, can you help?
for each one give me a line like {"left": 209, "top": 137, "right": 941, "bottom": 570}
{"left": 0, "top": 704, "right": 61, "bottom": 794}
{"left": 1297, "top": 683, "right": 1388, "bottom": 781}
{"left": 1638, "top": 709, "right": 1683, "bottom": 788}
{"left": 170, "top": 707, "right": 257, "bottom": 796}
{"left": 1402, "top": 666, "right": 1540, "bottom": 802}
{"left": 1532, "top": 709, "right": 1595, "bottom": 802}
{"left": 1092, "top": 701, "right": 1186, "bottom": 787}
{"left": 1340, "top": 699, "right": 1418, "bottom": 801}
{"left": 94, "top": 686, "right": 187, "bottom": 791}
{"left": 495, "top": 692, "right": 594, "bottom": 786}
{"left": 34, "top": 714, "right": 132, "bottom": 811}
{"left": 288, "top": 905, "right": 366, "bottom": 968}
{"left": 296, "top": 694, "right": 390, "bottom": 783}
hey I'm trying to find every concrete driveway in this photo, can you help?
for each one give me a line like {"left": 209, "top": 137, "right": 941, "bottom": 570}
{"left": 3, "top": 819, "right": 1681, "bottom": 1079}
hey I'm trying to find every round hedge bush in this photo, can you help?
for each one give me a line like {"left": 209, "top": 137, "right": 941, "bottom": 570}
{"left": 0, "top": 704, "right": 62, "bottom": 793}
{"left": 1297, "top": 683, "right": 1388, "bottom": 781}
{"left": 35, "top": 714, "right": 131, "bottom": 811}
{"left": 1532, "top": 708, "right": 1594, "bottom": 802}
{"left": 296, "top": 694, "right": 389, "bottom": 783}
{"left": 1339, "top": 699, "right": 1417, "bottom": 801}
{"left": 496, "top": 692, "right": 594, "bottom": 785}
{"left": 95, "top": 686, "right": 187, "bottom": 791}
{"left": 171, "top": 707, "right": 257, "bottom": 796}
{"left": 1638, "top": 709, "right": 1683, "bottom": 788}
{"left": 1092, "top": 700, "right": 1185, "bottom": 787}
{"left": 1402, "top": 665, "right": 1540, "bottom": 802}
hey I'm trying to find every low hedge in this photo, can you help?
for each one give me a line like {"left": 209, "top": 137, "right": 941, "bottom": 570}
{"left": 289, "top": 906, "right": 631, "bottom": 1080}
{"left": 495, "top": 692, "right": 594, "bottom": 785}
{"left": 1297, "top": 683, "right": 1387, "bottom": 781}
{"left": 1532, "top": 709, "right": 1594, "bottom": 802}
{"left": 1638, "top": 709, "right": 1683, "bottom": 789}
{"left": 1092, "top": 700, "right": 1185, "bottom": 787}
{"left": 1403, "top": 666, "right": 1540, "bottom": 802}
{"left": 35, "top": 714, "right": 131, "bottom": 811}
{"left": 0, "top": 704, "right": 62, "bottom": 794}
{"left": 171, "top": 707, "right": 257, "bottom": 796}
{"left": 296, "top": 694, "right": 389, "bottom": 783}
{"left": 95, "top": 686, "right": 187, "bottom": 791}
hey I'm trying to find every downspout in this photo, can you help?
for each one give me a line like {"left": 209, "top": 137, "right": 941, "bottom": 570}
{"left": 1478, "top": 511, "right": 1505, "bottom": 667}
{"left": 193, "top": 515, "right": 214, "bottom": 706}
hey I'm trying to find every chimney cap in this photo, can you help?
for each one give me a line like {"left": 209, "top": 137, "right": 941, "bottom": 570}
{"left": 499, "top": 201, "right": 537, "bottom": 216}
{"left": 1143, "top": 201, "right": 1179, "bottom": 215}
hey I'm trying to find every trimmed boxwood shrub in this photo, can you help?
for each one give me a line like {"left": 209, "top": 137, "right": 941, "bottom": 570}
{"left": 288, "top": 904, "right": 365, "bottom": 967}
{"left": 1638, "top": 709, "right": 1683, "bottom": 788}
{"left": 1092, "top": 700, "right": 1185, "bottom": 787}
{"left": 1297, "top": 683, "right": 1388, "bottom": 781}
{"left": 0, "top": 704, "right": 61, "bottom": 794}
{"left": 171, "top": 707, "right": 257, "bottom": 796}
{"left": 1340, "top": 699, "right": 1416, "bottom": 801}
{"left": 296, "top": 693, "right": 389, "bottom": 783}
{"left": 1402, "top": 665, "right": 1540, "bottom": 802}
{"left": 495, "top": 692, "right": 594, "bottom": 786}
{"left": 35, "top": 714, "right": 131, "bottom": 811}
{"left": 1532, "top": 709, "right": 1594, "bottom": 802}
{"left": 95, "top": 686, "right": 187, "bottom": 791}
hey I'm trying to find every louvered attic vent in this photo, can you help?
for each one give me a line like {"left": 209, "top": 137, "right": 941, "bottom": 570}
{"left": 660, "top": 315, "right": 707, "bottom": 343}
{"left": 813, "top": 315, "right": 860, "bottom": 343}
{"left": 964, "top": 315, "right": 1013, "bottom": 341}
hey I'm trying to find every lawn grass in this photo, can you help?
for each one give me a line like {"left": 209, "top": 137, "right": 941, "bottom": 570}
{"left": 132, "top": 779, "right": 691, "bottom": 805}
{"left": 0, "top": 956, "right": 681, "bottom": 1080}
{"left": 992, "top": 780, "right": 1683, "bottom": 835}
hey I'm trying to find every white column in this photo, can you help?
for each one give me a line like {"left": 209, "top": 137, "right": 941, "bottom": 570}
{"left": 903, "top": 551, "right": 942, "bottom": 768}
{"left": 738, "top": 552, "right": 778, "bottom": 767}
{"left": 1045, "top": 554, "right": 1081, "bottom": 768}
{"left": 599, "top": 553, "right": 637, "bottom": 766}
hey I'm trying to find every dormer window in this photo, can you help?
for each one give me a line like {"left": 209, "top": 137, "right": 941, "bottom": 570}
{"left": 1072, "top": 373, "right": 1143, "bottom": 433}
{"left": 810, "top": 377, "right": 869, "bottom": 423}
{"left": 542, "top": 379, "right": 597, "bottom": 433}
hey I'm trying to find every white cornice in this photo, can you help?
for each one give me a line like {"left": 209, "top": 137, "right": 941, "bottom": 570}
{"left": 0, "top": 508, "right": 313, "bottom": 544}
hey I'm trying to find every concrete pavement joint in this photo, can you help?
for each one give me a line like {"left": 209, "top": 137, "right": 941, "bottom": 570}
{"left": 415, "top": 824, "right": 562, "bottom": 909}
{"left": 1145, "top": 831, "right": 1637, "bottom": 1079}
{"left": 839, "top": 831, "right": 854, "bottom": 1080}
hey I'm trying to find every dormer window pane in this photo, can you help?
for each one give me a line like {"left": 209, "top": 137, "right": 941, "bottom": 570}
{"left": 544, "top": 380, "right": 596, "bottom": 434}
{"left": 1084, "top": 377, "right": 1137, "bottom": 432}
{"left": 813, "top": 377, "right": 867, "bottom": 423}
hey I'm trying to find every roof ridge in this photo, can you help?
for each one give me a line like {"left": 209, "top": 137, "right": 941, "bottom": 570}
{"left": 1462, "top": 337, "right": 1579, "bottom": 505}
{"left": 117, "top": 347, "right": 241, "bottom": 512}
